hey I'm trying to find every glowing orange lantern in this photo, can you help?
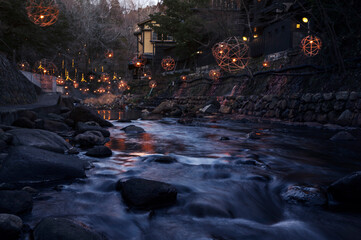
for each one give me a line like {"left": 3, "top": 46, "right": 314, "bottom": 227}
{"left": 212, "top": 36, "right": 249, "bottom": 73}
{"left": 101, "top": 73, "right": 110, "bottom": 82}
{"left": 105, "top": 49, "right": 114, "bottom": 59}
{"left": 118, "top": 80, "right": 128, "bottom": 91}
{"left": 180, "top": 75, "right": 187, "bottom": 81}
{"left": 17, "top": 61, "right": 30, "bottom": 71}
{"left": 56, "top": 77, "right": 65, "bottom": 86}
{"left": 149, "top": 80, "right": 157, "bottom": 89}
{"left": 263, "top": 61, "right": 270, "bottom": 68}
{"left": 88, "top": 74, "right": 95, "bottom": 81}
{"left": 132, "top": 55, "right": 147, "bottom": 68}
{"left": 301, "top": 35, "right": 322, "bottom": 57}
{"left": 73, "top": 81, "right": 79, "bottom": 88}
{"left": 209, "top": 69, "right": 221, "bottom": 81}
{"left": 97, "top": 87, "right": 106, "bottom": 94}
{"left": 26, "top": 0, "right": 59, "bottom": 27}
{"left": 161, "top": 56, "right": 175, "bottom": 71}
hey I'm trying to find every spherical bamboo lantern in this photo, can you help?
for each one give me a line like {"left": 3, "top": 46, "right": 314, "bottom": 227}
{"left": 149, "top": 80, "right": 157, "bottom": 89}
{"left": 26, "top": 0, "right": 59, "bottom": 27}
{"left": 301, "top": 35, "right": 322, "bottom": 57}
{"left": 132, "top": 55, "right": 147, "bottom": 68}
{"left": 17, "top": 61, "right": 30, "bottom": 71}
{"left": 161, "top": 56, "right": 175, "bottom": 71}
{"left": 212, "top": 37, "right": 249, "bottom": 73}
{"left": 105, "top": 49, "right": 114, "bottom": 59}
{"left": 209, "top": 69, "right": 221, "bottom": 81}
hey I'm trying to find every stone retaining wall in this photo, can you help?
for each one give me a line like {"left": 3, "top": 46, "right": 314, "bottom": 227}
{"left": 173, "top": 91, "right": 361, "bottom": 127}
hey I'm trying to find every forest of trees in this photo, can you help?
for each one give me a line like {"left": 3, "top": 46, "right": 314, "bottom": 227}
{"left": 0, "top": 0, "right": 159, "bottom": 81}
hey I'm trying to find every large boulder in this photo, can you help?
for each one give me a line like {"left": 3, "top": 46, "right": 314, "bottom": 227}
{"left": 0, "top": 214, "right": 23, "bottom": 240}
{"left": 328, "top": 171, "right": 361, "bottom": 205}
{"left": 11, "top": 117, "right": 34, "bottom": 129}
{"left": 33, "top": 217, "right": 102, "bottom": 240}
{"left": 8, "top": 128, "right": 73, "bottom": 153}
{"left": 73, "top": 131, "right": 106, "bottom": 148}
{"left": 121, "top": 125, "right": 145, "bottom": 134}
{"left": 85, "top": 146, "right": 112, "bottom": 158}
{"left": 0, "top": 146, "right": 86, "bottom": 184}
{"left": 330, "top": 131, "right": 356, "bottom": 141}
{"left": 152, "top": 101, "right": 175, "bottom": 114}
{"left": 281, "top": 185, "right": 327, "bottom": 206}
{"left": 116, "top": 178, "right": 177, "bottom": 209}
{"left": 69, "top": 106, "right": 113, "bottom": 127}
{"left": 43, "top": 119, "right": 70, "bottom": 132}
{"left": 76, "top": 122, "right": 110, "bottom": 137}
{"left": 0, "top": 190, "right": 33, "bottom": 214}
{"left": 336, "top": 110, "right": 353, "bottom": 126}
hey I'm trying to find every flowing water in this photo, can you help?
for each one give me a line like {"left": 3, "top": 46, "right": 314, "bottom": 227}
{"left": 24, "top": 113, "right": 361, "bottom": 240}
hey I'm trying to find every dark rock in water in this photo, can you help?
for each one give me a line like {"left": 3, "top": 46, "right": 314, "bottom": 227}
{"left": 121, "top": 125, "right": 145, "bottom": 134}
{"left": 74, "top": 131, "right": 106, "bottom": 148}
{"left": 47, "top": 113, "right": 65, "bottom": 122}
{"left": 220, "top": 136, "right": 230, "bottom": 141}
{"left": 117, "top": 119, "right": 131, "bottom": 123}
{"left": 8, "top": 128, "right": 73, "bottom": 153}
{"left": 0, "top": 213, "right": 23, "bottom": 240}
{"left": 141, "top": 154, "right": 177, "bottom": 164}
{"left": 177, "top": 117, "right": 193, "bottom": 125}
{"left": 328, "top": 171, "right": 361, "bottom": 205}
{"left": 330, "top": 131, "right": 356, "bottom": 141}
{"left": 200, "top": 104, "right": 219, "bottom": 114}
{"left": 64, "top": 118, "right": 75, "bottom": 127}
{"left": 0, "top": 183, "right": 16, "bottom": 190}
{"left": 282, "top": 185, "right": 327, "bottom": 206}
{"left": 18, "top": 110, "right": 37, "bottom": 121}
{"left": 0, "top": 124, "right": 15, "bottom": 131}
{"left": 170, "top": 107, "right": 182, "bottom": 117}
{"left": 12, "top": 117, "right": 34, "bottom": 129}
{"left": 43, "top": 119, "right": 70, "bottom": 132}
{"left": 86, "top": 146, "right": 112, "bottom": 158}
{"left": 33, "top": 217, "right": 102, "bottom": 240}
{"left": 246, "top": 131, "right": 262, "bottom": 139}
{"left": 34, "top": 119, "right": 44, "bottom": 129}
{"left": 69, "top": 105, "right": 113, "bottom": 127}
{"left": 117, "top": 178, "right": 177, "bottom": 209}
{"left": 77, "top": 122, "right": 110, "bottom": 137}
{"left": 60, "top": 107, "right": 71, "bottom": 113}
{"left": 0, "top": 146, "right": 86, "bottom": 184}
{"left": 185, "top": 194, "right": 232, "bottom": 218}
{"left": 0, "top": 190, "right": 33, "bottom": 214}
{"left": 0, "top": 131, "right": 12, "bottom": 144}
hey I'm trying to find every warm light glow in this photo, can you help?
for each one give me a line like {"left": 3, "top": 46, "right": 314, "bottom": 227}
{"left": 301, "top": 35, "right": 322, "bottom": 57}
{"left": 40, "top": 15, "right": 44, "bottom": 19}
{"left": 232, "top": 58, "right": 237, "bottom": 62}
{"left": 302, "top": 17, "right": 309, "bottom": 23}
{"left": 263, "top": 61, "right": 270, "bottom": 67}
{"left": 26, "top": 0, "right": 59, "bottom": 27}
{"left": 253, "top": 34, "right": 258, "bottom": 38}
{"left": 243, "top": 36, "right": 248, "bottom": 41}
{"left": 161, "top": 56, "right": 175, "bottom": 71}
{"left": 296, "top": 24, "right": 301, "bottom": 29}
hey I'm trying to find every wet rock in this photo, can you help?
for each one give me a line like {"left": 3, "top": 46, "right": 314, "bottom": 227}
{"left": 85, "top": 146, "right": 112, "bottom": 158}
{"left": 0, "top": 146, "right": 86, "bottom": 184}
{"left": 220, "top": 136, "right": 230, "bottom": 141}
{"left": 74, "top": 131, "right": 105, "bottom": 148}
{"left": 43, "top": 119, "right": 70, "bottom": 132}
{"left": 336, "top": 110, "right": 353, "bottom": 126}
{"left": 328, "top": 171, "right": 361, "bottom": 204}
{"left": 200, "top": 104, "right": 219, "bottom": 114}
{"left": 301, "top": 93, "right": 312, "bottom": 103}
{"left": 323, "top": 92, "right": 334, "bottom": 101}
{"left": 117, "top": 178, "right": 177, "bottom": 209}
{"left": 22, "top": 186, "right": 38, "bottom": 194}
{"left": 9, "top": 128, "right": 73, "bottom": 153}
{"left": 34, "top": 119, "right": 44, "bottom": 129}
{"left": 0, "top": 183, "right": 16, "bottom": 190}
{"left": 282, "top": 185, "right": 327, "bottom": 206}
{"left": 117, "top": 119, "right": 132, "bottom": 123}
{"left": 246, "top": 131, "right": 262, "bottom": 139}
{"left": 0, "top": 213, "right": 23, "bottom": 240}
{"left": 152, "top": 100, "right": 175, "bottom": 114}
{"left": 76, "top": 122, "right": 110, "bottom": 137}
{"left": 142, "top": 113, "right": 163, "bottom": 120}
{"left": 330, "top": 131, "right": 356, "bottom": 141}
{"left": 18, "top": 110, "right": 37, "bottom": 121}
{"left": 69, "top": 105, "right": 113, "bottom": 127}
{"left": 170, "top": 106, "right": 182, "bottom": 117}
{"left": 349, "top": 92, "right": 359, "bottom": 101}
{"left": 33, "top": 217, "right": 102, "bottom": 240}
{"left": 141, "top": 154, "right": 177, "bottom": 164}
{"left": 177, "top": 117, "right": 193, "bottom": 125}
{"left": 60, "top": 107, "right": 71, "bottom": 113}
{"left": 0, "top": 190, "right": 33, "bottom": 214}
{"left": 0, "top": 140, "right": 7, "bottom": 151}
{"left": 121, "top": 125, "right": 145, "bottom": 134}
{"left": 12, "top": 117, "right": 34, "bottom": 129}
{"left": 219, "top": 105, "right": 232, "bottom": 114}
{"left": 0, "top": 124, "right": 15, "bottom": 131}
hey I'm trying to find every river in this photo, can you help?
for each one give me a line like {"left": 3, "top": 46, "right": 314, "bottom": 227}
{"left": 24, "top": 113, "right": 361, "bottom": 240}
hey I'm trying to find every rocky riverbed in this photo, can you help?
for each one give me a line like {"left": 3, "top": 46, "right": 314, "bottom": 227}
{"left": 0, "top": 98, "right": 361, "bottom": 240}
